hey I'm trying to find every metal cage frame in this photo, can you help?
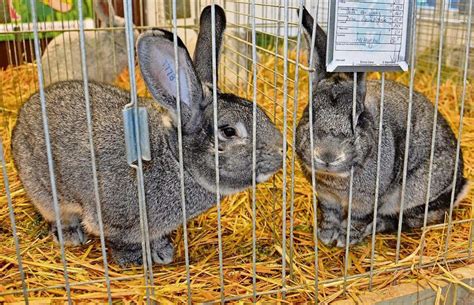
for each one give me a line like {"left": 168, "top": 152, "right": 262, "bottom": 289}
{"left": 0, "top": 0, "right": 473, "bottom": 303}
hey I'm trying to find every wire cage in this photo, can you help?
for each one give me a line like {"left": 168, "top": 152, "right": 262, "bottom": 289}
{"left": 0, "top": 0, "right": 473, "bottom": 303}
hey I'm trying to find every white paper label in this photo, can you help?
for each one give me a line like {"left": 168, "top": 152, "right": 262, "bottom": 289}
{"left": 328, "top": 0, "right": 410, "bottom": 72}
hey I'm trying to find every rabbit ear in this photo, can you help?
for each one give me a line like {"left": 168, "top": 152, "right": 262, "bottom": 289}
{"left": 355, "top": 72, "right": 367, "bottom": 102}
{"left": 300, "top": 7, "right": 367, "bottom": 101}
{"left": 193, "top": 4, "right": 226, "bottom": 84}
{"left": 300, "top": 6, "right": 328, "bottom": 83}
{"left": 137, "top": 29, "right": 204, "bottom": 132}
{"left": 94, "top": 0, "right": 123, "bottom": 27}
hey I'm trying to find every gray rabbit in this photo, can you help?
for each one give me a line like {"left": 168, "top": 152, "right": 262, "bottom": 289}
{"left": 41, "top": 0, "right": 137, "bottom": 86}
{"left": 12, "top": 5, "right": 283, "bottom": 266}
{"left": 295, "top": 8, "right": 469, "bottom": 247}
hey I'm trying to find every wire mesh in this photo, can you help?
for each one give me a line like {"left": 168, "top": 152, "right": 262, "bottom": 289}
{"left": 0, "top": 0, "right": 472, "bottom": 303}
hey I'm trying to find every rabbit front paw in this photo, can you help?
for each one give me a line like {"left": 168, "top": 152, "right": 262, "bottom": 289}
{"left": 110, "top": 242, "right": 143, "bottom": 267}
{"left": 110, "top": 236, "right": 175, "bottom": 267}
{"left": 51, "top": 218, "right": 88, "bottom": 246}
{"left": 318, "top": 227, "right": 340, "bottom": 246}
{"left": 335, "top": 220, "right": 369, "bottom": 247}
{"left": 151, "top": 236, "right": 174, "bottom": 265}
{"left": 318, "top": 220, "right": 342, "bottom": 246}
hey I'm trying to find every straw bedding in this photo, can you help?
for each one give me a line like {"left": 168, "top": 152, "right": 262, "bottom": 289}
{"left": 0, "top": 51, "right": 473, "bottom": 303}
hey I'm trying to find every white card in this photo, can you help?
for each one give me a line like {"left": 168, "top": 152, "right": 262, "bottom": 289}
{"left": 327, "top": 0, "right": 412, "bottom": 72}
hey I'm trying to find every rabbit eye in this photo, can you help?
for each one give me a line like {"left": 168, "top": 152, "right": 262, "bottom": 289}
{"left": 219, "top": 126, "right": 237, "bottom": 140}
{"left": 223, "top": 127, "right": 236, "bottom": 137}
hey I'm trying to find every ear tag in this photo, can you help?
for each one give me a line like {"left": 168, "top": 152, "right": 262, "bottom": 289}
{"left": 123, "top": 107, "right": 151, "bottom": 165}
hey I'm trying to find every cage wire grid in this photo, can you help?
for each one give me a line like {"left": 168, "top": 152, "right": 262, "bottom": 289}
{"left": 0, "top": 0, "right": 473, "bottom": 303}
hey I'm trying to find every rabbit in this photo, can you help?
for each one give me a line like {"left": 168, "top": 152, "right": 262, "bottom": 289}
{"left": 295, "top": 7, "right": 469, "bottom": 247}
{"left": 12, "top": 5, "right": 283, "bottom": 266}
{"left": 41, "top": 0, "right": 138, "bottom": 87}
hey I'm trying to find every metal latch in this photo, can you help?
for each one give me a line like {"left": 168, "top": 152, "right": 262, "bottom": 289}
{"left": 123, "top": 107, "right": 151, "bottom": 165}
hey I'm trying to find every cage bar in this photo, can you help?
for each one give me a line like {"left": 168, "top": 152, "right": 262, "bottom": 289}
{"left": 76, "top": 0, "right": 112, "bottom": 303}
{"left": 28, "top": 0, "right": 72, "bottom": 302}
{"left": 342, "top": 72, "right": 357, "bottom": 292}
{"left": 171, "top": 0, "right": 192, "bottom": 303}
{"left": 250, "top": 0, "right": 259, "bottom": 301}
{"left": 368, "top": 72, "right": 385, "bottom": 291}
{"left": 444, "top": 0, "right": 473, "bottom": 259}
{"left": 307, "top": 2, "right": 321, "bottom": 302}
{"left": 122, "top": 0, "right": 154, "bottom": 301}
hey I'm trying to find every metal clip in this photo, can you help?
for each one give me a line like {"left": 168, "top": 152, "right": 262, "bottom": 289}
{"left": 123, "top": 107, "right": 151, "bottom": 165}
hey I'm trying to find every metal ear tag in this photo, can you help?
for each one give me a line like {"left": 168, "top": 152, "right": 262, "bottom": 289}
{"left": 123, "top": 107, "right": 151, "bottom": 165}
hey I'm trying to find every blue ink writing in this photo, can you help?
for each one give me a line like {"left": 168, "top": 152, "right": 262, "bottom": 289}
{"left": 162, "top": 60, "right": 176, "bottom": 82}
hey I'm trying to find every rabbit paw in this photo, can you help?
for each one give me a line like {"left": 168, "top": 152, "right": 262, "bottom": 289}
{"left": 318, "top": 227, "right": 340, "bottom": 246}
{"left": 51, "top": 220, "right": 87, "bottom": 246}
{"left": 111, "top": 243, "right": 144, "bottom": 267}
{"left": 110, "top": 236, "right": 174, "bottom": 267}
{"left": 151, "top": 236, "right": 174, "bottom": 265}
{"left": 334, "top": 220, "right": 368, "bottom": 248}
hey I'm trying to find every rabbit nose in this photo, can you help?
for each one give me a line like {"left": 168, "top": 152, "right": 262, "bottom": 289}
{"left": 320, "top": 151, "right": 334, "bottom": 163}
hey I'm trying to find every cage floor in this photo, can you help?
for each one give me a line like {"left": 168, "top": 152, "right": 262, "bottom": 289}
{"left": 1, "top": 54, "right": 473, "bottom": 303}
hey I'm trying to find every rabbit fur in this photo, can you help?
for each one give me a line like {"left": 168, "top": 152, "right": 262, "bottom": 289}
{"left": 295, "top": 7, "right": 469, "bottom": 247}
{"left": 12, "top": 5, "right": 283, "bottom": 266}
{"left": 41, "top": 0, "right": 138, "bottom": 86}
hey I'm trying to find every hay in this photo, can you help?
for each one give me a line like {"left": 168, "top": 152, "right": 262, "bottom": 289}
{"left": 0, "top": 51, "right": 473, "bottom": 303}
